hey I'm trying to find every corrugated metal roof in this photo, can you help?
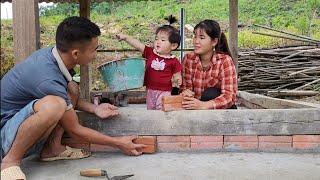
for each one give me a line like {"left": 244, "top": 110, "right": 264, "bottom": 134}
{"left": 0, "top": 0, "right": 104, "bottom": 3}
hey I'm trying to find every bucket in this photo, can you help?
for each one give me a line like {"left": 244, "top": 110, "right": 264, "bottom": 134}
{"left": 97, "top": 57, "right": 145, "bottom": 92}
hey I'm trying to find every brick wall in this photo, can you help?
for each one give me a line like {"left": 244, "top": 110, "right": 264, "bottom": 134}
{"left": 62, "top": 135, "right": 320, "bottom": 153}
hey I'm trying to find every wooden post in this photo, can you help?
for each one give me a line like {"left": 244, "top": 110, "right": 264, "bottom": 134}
{"left": 229, "top": 0, "right": 238, "bottom": 73}
{"left": 12, "top": 0, "right": 40, "bottom": 63}
{"left": 79, "top": 0, "right": 91, "bottom": 100}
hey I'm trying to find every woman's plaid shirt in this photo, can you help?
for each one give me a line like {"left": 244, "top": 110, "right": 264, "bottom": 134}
{"left": 182, "top": 52, "right": 238, "bottom": 109}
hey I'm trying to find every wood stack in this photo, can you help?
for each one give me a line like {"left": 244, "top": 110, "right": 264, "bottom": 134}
{"left": 238, "top": 45, "right": 320, "bottom": 97}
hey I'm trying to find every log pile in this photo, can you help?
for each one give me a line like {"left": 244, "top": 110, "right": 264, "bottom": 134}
{"left": 238, "top": 45, "right": 320, "bottom": 97}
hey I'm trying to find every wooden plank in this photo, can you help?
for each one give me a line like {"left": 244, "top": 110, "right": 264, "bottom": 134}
{"left": 229, "top": 0, "right": 238, "bottom": 72}
{"left": 12, "top": 0, "right": 40, "bottom": 63}
{"left": 78, "top": 108, "right": 320, "bottom": 136}
{"left": 267, "top": 90, "right": 319, "bottom": 97}
{"left": 79, "top": 0, "right": 91, "bottom": 100}
{"left": 238, "top": 91, "right": 320, "bottom": 109}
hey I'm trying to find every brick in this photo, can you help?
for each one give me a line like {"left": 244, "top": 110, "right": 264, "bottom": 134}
{"left": 293, "top": 135, "right": 320, "bottom": 142}
{"left": 157, "top": 136, "right": 190, "bottom": 143}
{"left": 138, "top": 145, "right": 156, "bottom": 154}
{"left": 133, "top": 136, "right": 157, "bottom": 154}
{"left": 90, "top": 144, "right": 119, "bottom": 152}
{"left": 259, "top": 142, "right": 292, "bottom": 149}
{"left": 224, "top": 142, "right": 258, "bottom": 150}
{"left": 293, "top": 142, "right": 320, "bottom": 149}
{"left": 190, "top": 136, "right": 223, "bottom": 142}
{"left": 191, "top": 142, "right": 223, "bottom": 150}
{"left": 224, "top": 136, "right": 258, "bottom": 150}
{"left": 158, "top": 142, "right": 190, "bottom": 152}
{"left": 133, "top": 136, "right": 157, "bottom": 145}
{"left": 293, "top": 135, "right": 320, "bottom": 149}
{"left": 224, "top": 136, "right": 258, "bottom": 142}
{"left": 162, "top": 95, "right": 183, "bottom": 104}
{"left": 162, "top": 96, "right": 183, "bottom": 112}
{"left": 258, "top": 136, "right": 292, "bottom": 150}
{"left": 162, "top": 102, "right": 183, "bottom": 112}
{"left": 259, "top": 136, "right": 292, "bottom": 143}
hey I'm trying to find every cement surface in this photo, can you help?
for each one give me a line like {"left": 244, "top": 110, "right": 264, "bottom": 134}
{"left": 22, "top": 152, "right": 320, "bottom": 180}
{"left": 78, "top": 107, "right": 320, "bottom": 136}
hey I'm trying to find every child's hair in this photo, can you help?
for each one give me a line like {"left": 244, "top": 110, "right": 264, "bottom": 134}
{"left": 194, "top": 19, "right": 231, "bottom": 57}
{"left": 155, "top": 15, "right": 181, "bottom": 49}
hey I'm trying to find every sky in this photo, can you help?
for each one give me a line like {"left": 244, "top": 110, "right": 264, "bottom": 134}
{"left": 1, "top": 2, "right": 54, "bottom": 19}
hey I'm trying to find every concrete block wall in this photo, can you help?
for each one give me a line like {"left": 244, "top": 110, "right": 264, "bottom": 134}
{"left": 62, "top": 135, "right": 320, "bottom": 153}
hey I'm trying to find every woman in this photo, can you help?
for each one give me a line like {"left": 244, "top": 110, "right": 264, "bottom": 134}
{"left": 181, "top": 19, "right": 237, "bottom": 109}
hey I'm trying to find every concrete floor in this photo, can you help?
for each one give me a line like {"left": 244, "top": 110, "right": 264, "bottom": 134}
{"left": 22, "top": 152, "right": 320, "bottom": 180}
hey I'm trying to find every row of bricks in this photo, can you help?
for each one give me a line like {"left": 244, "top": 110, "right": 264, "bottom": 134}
{"left": 62, "top": 135, "right": 320, "bottom": 153}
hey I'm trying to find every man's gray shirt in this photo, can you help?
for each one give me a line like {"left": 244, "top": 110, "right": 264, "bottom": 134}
{"left": 1, "top": 47, "right": 72, "bottom": 128}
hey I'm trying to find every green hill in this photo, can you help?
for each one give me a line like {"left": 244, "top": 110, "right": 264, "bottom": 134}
{"left": 1, "top": 0, "right": 320, "bottom": 79}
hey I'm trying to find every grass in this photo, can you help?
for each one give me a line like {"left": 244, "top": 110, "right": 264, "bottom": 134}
{"left": 1, "top": 0, "right": 320, "bottom": 89}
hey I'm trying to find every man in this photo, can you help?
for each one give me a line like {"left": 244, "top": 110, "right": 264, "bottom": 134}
{"left": 1, "top": 16, "right": 146, "bottom": 179}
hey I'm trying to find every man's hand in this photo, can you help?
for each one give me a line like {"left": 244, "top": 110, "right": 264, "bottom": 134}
{"left": 94, "top": 103, "right": 119, "bottom": 119}
{"left": 115, "top": 136, "right": 147, "bottom": 156}
{"left": 181, "top": 89, "right": 195, "bottom": 97}
{"left": 182, "top": 96, "right": 211, "bottom": 110}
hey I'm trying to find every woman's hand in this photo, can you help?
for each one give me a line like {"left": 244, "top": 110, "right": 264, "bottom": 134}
{"left": 181, "top": 89, "right": 195, "bottom": 97}
{"left": 94, "top": 103, "right": 119, "bottom": 119}
{"left": 115, "top": 136, "right": 147, "bottom": 156}
{"left": 182, "top": 96, "right": 211, "bottom": 110}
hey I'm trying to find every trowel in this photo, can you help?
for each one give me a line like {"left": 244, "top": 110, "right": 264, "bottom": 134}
{"left": 80, "top": 169, "right": 134, "bottom": 180}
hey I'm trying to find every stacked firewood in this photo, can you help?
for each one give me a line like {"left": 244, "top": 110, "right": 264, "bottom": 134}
{"left": 238, "top": 45, "right": 320, "bottom": 97}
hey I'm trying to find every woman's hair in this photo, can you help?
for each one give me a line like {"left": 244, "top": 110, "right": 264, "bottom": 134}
{"left": 194, "top": 19, "right": 231, "bottom": 57}
{"left": 56, "top": 16, "right": 101, "bottom": 52}
{"left": 156, "top": 15, "right": 181, "bottom": 49}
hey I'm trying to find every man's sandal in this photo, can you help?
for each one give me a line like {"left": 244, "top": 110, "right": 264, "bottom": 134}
{"left": 40, "top": 146, "right": 91, "bottom": 162}
{"left": 1, "top": 166, "right": 26, "bottom": 180}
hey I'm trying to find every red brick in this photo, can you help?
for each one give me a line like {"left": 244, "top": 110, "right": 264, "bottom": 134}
{"left": 133, "top": 136, "right": 157, "bottom": 145}
{"left": 293, "top": 142, "right": 320, "bottom": 149}
{"left": 162, "top": 95, "right": 183, "bottom": 104}
{"left": 258, "top": 136, "right": 292, "bottom": 150}
{"left": 133, "top": 136, "right": 157, "bottom": 154}
{"left": 190, "top": 136, "right": 223, "bottom": 142}
{"left": 191, "top": 142, "right": 223, "bottom": 150}
{"left": 224, "top": 142, "right": 258, "bottom": 150}
{"left": 293, "top": 135, "right": 320, "bottom": 142}
{"left": 259, "top": 142, "right": 292, "bottom": 149}
{"left": 157, "top": 136, "right": 190, "bottom": 143}
{"left": 224, "top": 136, "right": 258, "bottom": 142}
{"left": 292, "top": 135, "right": 320, "bottom": 149}
{"left": 259, "top": 136, "right": 292, "bottom": 143}
{"left": 90, "top": 144, "right": 119, "bottom": 152}
{"left": 162, "top": 96, "right": 183, "bottom": 112}
{"left": 162, "top": 102, "right": 183, "bottom": 112}
{"left": 158, "top": 142, "right": 190, "bottom": 152}
{"left": 224, "top": 136, "right": 258, "bottom": 150}
{"left": 138, "top": 145, "right": 156, "bottom": 154}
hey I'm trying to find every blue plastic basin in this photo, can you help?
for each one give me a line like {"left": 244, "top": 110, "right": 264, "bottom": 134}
{"left": 97, "top": 57, "right": 145, "bottom": 92}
